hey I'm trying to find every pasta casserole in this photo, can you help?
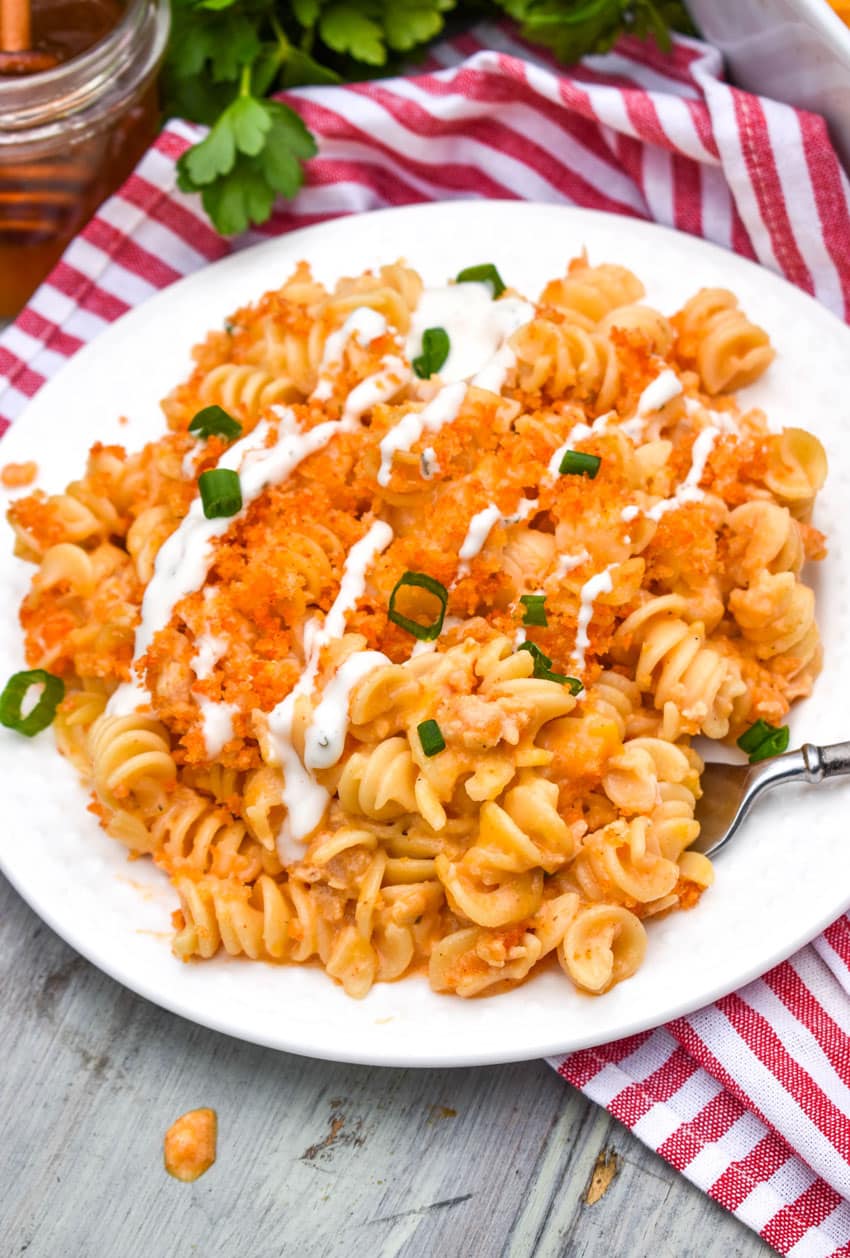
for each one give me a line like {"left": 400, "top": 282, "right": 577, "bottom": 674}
{"left": 4, "top": 255, "right": 828, "bottom": 999}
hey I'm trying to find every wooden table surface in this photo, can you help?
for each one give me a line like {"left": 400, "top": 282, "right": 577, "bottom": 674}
{"left": 0, "top": 874, "right": 772, "bottom": 1258}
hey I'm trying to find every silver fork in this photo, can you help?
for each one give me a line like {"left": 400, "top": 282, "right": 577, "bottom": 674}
{"left": 692, "top": 741, "right": 850, "bottom": 857}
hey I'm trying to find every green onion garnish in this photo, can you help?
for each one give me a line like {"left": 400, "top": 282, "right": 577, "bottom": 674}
{"left": 455, "top": 263, "right": 506, "bottom": 298}
{"left": 517, "top": 642, "right": 582, "bottom": 693}
{"left": 520, "top": 594, "right": 547, "bottom": 627}
{"left": 736, "top": 720, "right": 790, "bottom": 763}
{"left": 0, "top": 669, "right": 65, "bottom": 737}
{"left": 736, "top": 719, "right": 775, "bottom": 754}
{"left": 518, "top": 640, "right": 551, "bottom": 672}
{"left": 199, "top": 468, "right": 242, "bottom": 519}
{"left": 413, "top": 327, "right": 450, "bottom": 380}
{"left": 388, "top": 571, "right": 448, "bottom": 641}
{"left": 189, "top": 405, "right": 242, "bottom": 442}
{"left": 559, "top": 450, "right": 601, "bottom": 479}
{"left": 417, "top": 719, "right": 446, "bottom": 757}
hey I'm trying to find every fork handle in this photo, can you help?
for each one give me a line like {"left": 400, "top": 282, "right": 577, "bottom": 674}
{"left": 799, "top": 741, "right": 850, "bottom": 781}
{"left": 752, "top": 740, "right": 850, "bottom": 795}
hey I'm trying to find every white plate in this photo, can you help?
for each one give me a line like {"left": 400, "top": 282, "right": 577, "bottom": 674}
{"left": 1, "top": 202, "right": 849, "bottom": 1068}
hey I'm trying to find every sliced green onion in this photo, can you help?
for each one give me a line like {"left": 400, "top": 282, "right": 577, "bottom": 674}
{"left": 748, "top": 728, "right": 790, "bottom": 763}
{"left": 518, "top": 640, "right": 551, "bottom": 672}
{"left": 520, "top": 594, "right": 548, "bottom": 627}
{"left": 413, "top": 327, "right": 450, "bottom": 380}
{"left": 388, "top": 571, "right": 448, "bottom": 641}
{"left": 737, "top": 720, "right": 789, "bottom": 763}
{"left": 0, "top": 669, "right": 65, "bottom": 736}
{"left": 736, "top": 719, "right": 775, "bottom": 754}
{"left": 199, "top": 468, "right": 242, "bottom": 519}
{"left": 189, "top": 405, "right": 242, "bottom": 442}
{"left": 517, "top": 642, "right": 582, "bottom": 693}
{"left": 455, "top": 263, "right": 506, "bottom": 298}
{"left": 417, "top": 719, "right": 446, "bottom": 757}
{"left": 559, "top": 450, "right": 601, "bottom": 479}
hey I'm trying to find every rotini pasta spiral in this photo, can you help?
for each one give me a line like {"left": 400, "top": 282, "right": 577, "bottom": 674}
{"left": 673, "top": 288, "right": 774, "bottom": 394}
{"left": 612, "top": 595, "right": 746, "bottom": 738}
{"left": 151, "top": 787, "right": 282, "bottom": 882}
{"left": 88, "top": 713, "right": 177, "bottom": 812}
{"left": 558, "top": 903, "right": 647, "bottom": 994}
{"left": 510, "top": 318, "right": 620, "bottom": 411}
{"left": 762, "top": 428, "right": 828, "bottom": 520}
{"left": 540, "top": 260, "right": 645, "bottom": 328}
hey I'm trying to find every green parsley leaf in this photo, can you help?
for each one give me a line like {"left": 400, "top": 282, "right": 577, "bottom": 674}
{"left": 166, "top": 9, "right": 262, "bottom": 86}
{"left": 319, "top": 4, "right": 387, "bottom": 65}
{"left": 292, "top": 0, "right": 321, "bottom": 25}
{"left": 228, "top": 95, "right": 272, "bottom": 156}
{"left": 262, "top": 124, "right": 307, "bottom": 196}
{"left": 201, "top": 157, "right": 275, "bottom": 235}
{"left": 384, "top": 1, "right": 452, "bottom": 52}
{"left": 179, "top": 115, "right": 237, "bottom": 186}
{"left": 491, "top": 0, "right": 691, "bottom": 62}
{"left": 281, "top": 47, "right": 343, "bottom": 88}
{"left": 265, "top": 101, "right": 319, "bottom": 160}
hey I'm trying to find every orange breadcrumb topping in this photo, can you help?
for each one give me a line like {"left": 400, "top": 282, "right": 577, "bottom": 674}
{"left": 1, "top": 460, "right": 37, "bottom": 488}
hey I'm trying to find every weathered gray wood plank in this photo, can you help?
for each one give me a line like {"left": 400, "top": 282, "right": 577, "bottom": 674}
{"left": 0, "top": 874, "right": 770, "bottom": 1258}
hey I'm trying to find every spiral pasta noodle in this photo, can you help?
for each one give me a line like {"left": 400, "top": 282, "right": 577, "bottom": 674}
{"left": 673, "top": 288, "right": 774, "bottom": 394}
{"left": 8, "top": 254, "right": 827, "bottom": 1003}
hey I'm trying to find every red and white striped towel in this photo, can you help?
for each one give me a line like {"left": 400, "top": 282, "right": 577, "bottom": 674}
{"left": 2, "top": 22, "right": 850, "bottom": 1254}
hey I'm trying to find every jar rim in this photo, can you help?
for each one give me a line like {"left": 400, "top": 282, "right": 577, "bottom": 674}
{"left": 0, "top": 0, "right": 170, "bottom": 137}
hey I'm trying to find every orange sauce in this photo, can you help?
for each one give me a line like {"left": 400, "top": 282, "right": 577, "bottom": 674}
{"left": 0, "top": 0, "right": 160, "bottom": 317}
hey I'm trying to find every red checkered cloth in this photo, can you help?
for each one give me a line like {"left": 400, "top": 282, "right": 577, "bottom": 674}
{"left": 3, "top": 21, "right": 850, "bottom": 1254}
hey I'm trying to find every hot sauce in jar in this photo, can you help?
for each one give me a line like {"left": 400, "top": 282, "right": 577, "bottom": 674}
{"left": 0, "top": 0, "right": 169, "bottom": 317}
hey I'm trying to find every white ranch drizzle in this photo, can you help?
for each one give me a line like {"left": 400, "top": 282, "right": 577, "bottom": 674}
{"left": 378, "top": 286, "right": 534, "bottom": 486}
{"left": 645, "top": 425, "right": 722, "bottom": 521}
{"left": 342, "top": 355, "right": 410, "bottom": 425}
{"left": 311, "top": 308, "right": 389, "bottom": 401}
{"left": 190, "top": 620, "right": 237, "bottom": 757}
{"left": 377, "top": 382, "right": 466, "bottom": 486}
{"left": 684, "top": 394, "right": 742, "bottom": 434}
{"left": 406, "top": 285, "right": 534, "bottom": 385}
{"left": 553, "top": 549, "right": 590, "bottom": 581}
{"left": 455, "top": 495, "right": 539, "bottom": 580}
{"left": 108, "top": 409, "right": 350, "bottom": 716}
{"left": 267, "top": 521, "right": 394, "bottom": 858}
{"left": 420, "top": 447, "right": 440, "bottom": 479}
{"left": 571, "top": 563, "right": 618, "bottom": 677}
{"left": 615, "top": 403, "right": 731, "bottom": 529}
{"left": 197, "top": 699, "right": 237, "bottom": 758}
{"left": 192, "top": 626, "right": 227, "bottom": 681}
{"left": 545, "top": 413, "right": 613, "bottom": 484}
{"left": 456, "top": 503, "right": 502, "bottom": 577}
{"left": 637, "top": 368, "right": 683, "bottom": 416}
{"left": 503, "top": 497, "right": 539, "bottom": 526}
{"left": 304, "top": 650, "right": 391, "bottom": 771}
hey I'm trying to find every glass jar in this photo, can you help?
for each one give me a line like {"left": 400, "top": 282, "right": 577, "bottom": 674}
{"left": 0, "top": 0, "right": 170, "bottom": 317}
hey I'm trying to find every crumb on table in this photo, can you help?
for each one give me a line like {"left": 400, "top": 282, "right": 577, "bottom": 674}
{"left": 164, "top": 1107, "right": 217, "bottom": 1182}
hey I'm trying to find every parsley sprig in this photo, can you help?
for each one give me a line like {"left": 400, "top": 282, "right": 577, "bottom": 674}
{"left": 166, "top": 1, "right": 693, "bottom": 236}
